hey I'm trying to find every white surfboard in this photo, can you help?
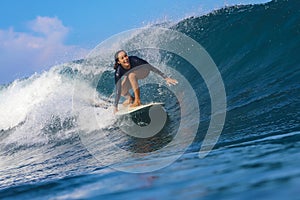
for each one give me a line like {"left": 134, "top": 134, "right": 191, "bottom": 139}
{"left": 116, "top": 102, "right": 164, "bottom": 116}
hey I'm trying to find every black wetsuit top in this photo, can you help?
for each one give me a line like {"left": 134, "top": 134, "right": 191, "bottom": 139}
{"left": 114, "top": 56, "right": 166, "bottom": 107}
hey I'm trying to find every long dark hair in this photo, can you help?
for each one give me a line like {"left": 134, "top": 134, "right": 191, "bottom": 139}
{"left": 114, "top": 50, "right": 126, "bottom": 69}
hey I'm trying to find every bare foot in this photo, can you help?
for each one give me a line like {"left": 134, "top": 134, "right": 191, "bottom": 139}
{"left": 122, "top": 96, "right": 134, "bottom": 106}
{"left": 130, "top": 100, "right": 141, "bottom": 107}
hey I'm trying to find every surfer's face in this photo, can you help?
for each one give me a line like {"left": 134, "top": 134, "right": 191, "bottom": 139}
{"left": 117, "top": 51, "right": 130, "bottom": 68}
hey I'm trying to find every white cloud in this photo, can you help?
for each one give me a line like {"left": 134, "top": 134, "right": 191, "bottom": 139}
{"left": 29, "top": 16, "right": 69, "bottom": 38}
{"left": 0, "top": 16, "right": 90, "bottom": 84}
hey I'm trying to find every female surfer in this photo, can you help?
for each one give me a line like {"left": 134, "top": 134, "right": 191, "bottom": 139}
{"left": 113, "top": 50, "right": 178, "bottom": 113}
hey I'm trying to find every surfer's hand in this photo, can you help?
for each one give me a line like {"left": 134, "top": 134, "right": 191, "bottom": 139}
{"left": 165, "top": 77, "right": 178, "bottom": 86}
{"left": 113, "top": 107, "right": 118, "bottom": 114}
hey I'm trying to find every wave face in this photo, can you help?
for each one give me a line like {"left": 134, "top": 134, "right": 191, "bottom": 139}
{"left": 174, "top": 0, "right": 300, "bottom": 143}
{"left": 1, "top": 0, "right": 300, "bottom": 199}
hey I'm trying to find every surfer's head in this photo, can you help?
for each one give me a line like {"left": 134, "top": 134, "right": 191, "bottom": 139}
{"left": 114, "top": 50, "right": 129, "bottom": 69}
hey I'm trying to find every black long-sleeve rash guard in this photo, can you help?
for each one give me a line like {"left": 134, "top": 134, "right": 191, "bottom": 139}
{"left": 114, "top": 56, "right": 167, "bottom": 107}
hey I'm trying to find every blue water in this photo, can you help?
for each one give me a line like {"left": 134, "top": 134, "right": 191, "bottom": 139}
{"left": 1, "top": 0, "right": 300, "bottom": 199}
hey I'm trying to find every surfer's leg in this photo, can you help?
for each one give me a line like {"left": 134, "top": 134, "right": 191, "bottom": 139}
{"left": 128, "top": 72, "right": 141, "bottom": 107}
{"left": 128, "top": 67, "right": 150, "bottom": 107}
{"left": 121, "top": 77, "right": 134, "bottom": 106}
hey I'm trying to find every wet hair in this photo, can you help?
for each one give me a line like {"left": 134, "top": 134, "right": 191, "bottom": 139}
{"left": 114, "top": 50, "right": 126, "bottom": 69}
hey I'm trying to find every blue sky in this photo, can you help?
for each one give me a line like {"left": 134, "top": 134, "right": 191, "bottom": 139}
{"left": 0, "top": 0, "right": 270, "bottom": 84}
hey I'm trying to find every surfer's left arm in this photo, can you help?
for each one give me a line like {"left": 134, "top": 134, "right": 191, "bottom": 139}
{"left": 148, "top": 65, "right": 178, "bottom": 86}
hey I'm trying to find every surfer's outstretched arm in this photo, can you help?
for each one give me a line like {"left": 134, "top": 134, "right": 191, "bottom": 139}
{"left": 148, "top": 64, "right": 178, "bottom": 86}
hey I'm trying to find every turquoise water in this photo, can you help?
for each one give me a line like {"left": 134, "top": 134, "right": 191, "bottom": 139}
{"left": 1, "top": 0, "right": 300, "bottom": 199}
